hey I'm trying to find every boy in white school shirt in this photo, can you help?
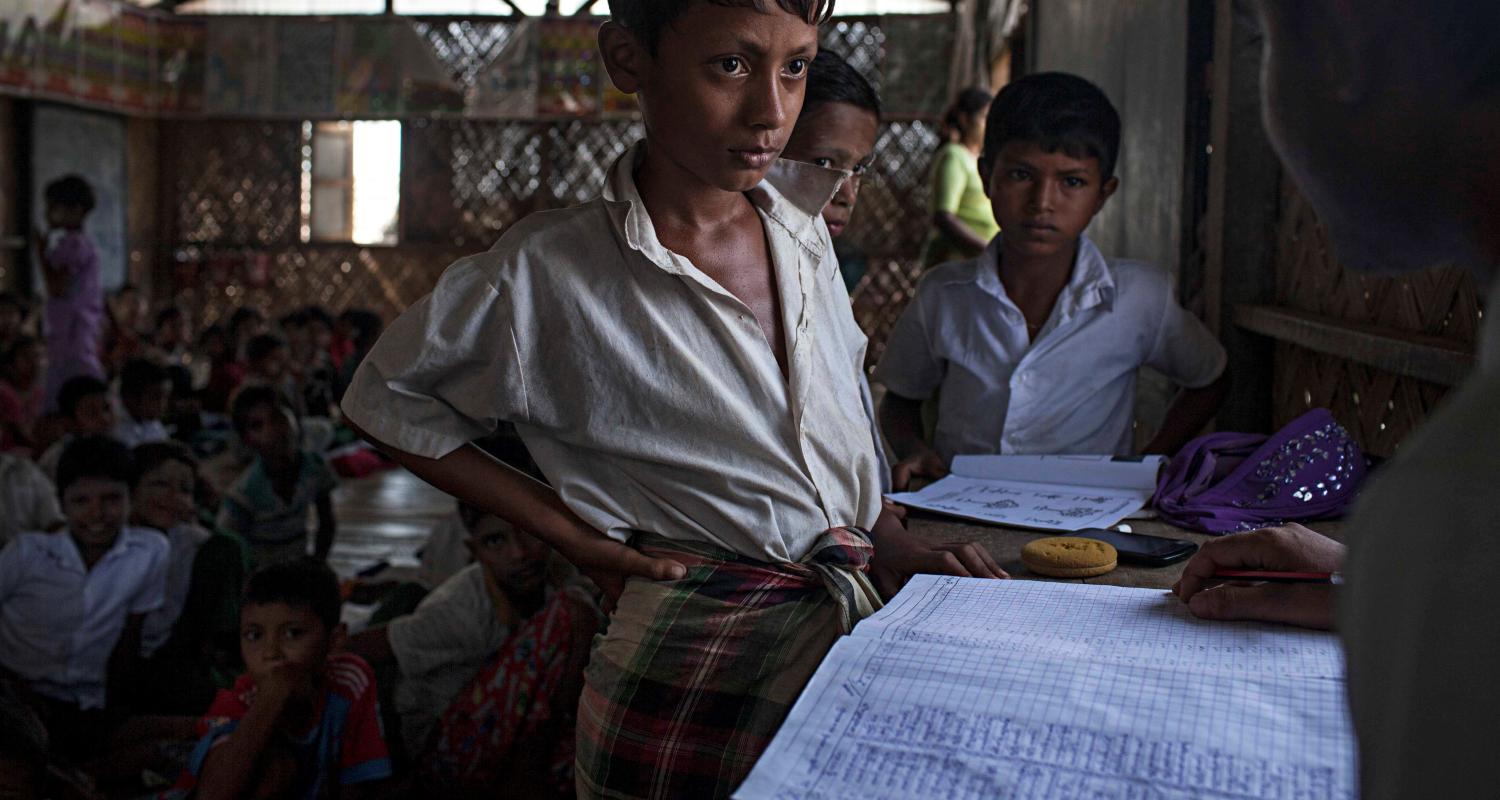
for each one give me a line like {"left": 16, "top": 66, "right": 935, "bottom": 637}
{"left": 340, "top": 0, "right": 1004, "bottom": 794}
{"left": 877, "top": 72, "right": 1229, "bottom": 489}
{"left": 0, "top": 435, "right": 168, "bottom": 756}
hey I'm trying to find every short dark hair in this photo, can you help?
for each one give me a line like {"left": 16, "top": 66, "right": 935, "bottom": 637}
{"left": 243, "top": 557, "right": 342, "bottom": 632}
{"left": 230, "top": 384, "right": 295, "bottom": 435}
{"left": 57, "top": 435, "right": 134, "bottom": 498}
{"left": 981, "top": 72, "right": 1122, "bottom": 182}
{"left": 805, "top": 50, "right": 881, "bottom": 119}
{"left": 44, "top": 175, "right": 95, "bottom": 213}
{"left": 944, "top": 87, "right": 993, "bottom": 138}
{"left": 337, "top": 309, "right": 384, "bottom": 349}
{"left": 246, "top": 334, "right": 287, "bottom": 364}
{"left": 131, "top": 440, "right": 198, "bottom": 489}
{"left": 302, "top": 305, "right": 334, "bottom": 330}
{"left": 0, "top": 336, "right": 39, "bottom": 372}
{"left": 120, "top": 358, "right": 170, "bottom": 398}
{"left": 228, "top": 307, "right": 266, "bottom": 341}
{"left": 154, "top": 306, "right": 185, "bottom": 330}
{"left": 607, "top": 0, "right": 833, "bottom": 55}
{"left": 57, "top": 375, "right": 109, "bottom": 419}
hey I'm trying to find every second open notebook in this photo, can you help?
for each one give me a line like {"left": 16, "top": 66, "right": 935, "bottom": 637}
{"left": 735, "top": 576, "right": 1355, "bottom": 800}
{"left": 887, "top": 454, "right": 1167, "bottom": 531}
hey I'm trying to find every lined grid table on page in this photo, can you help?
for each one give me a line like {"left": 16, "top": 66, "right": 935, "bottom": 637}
{"left": 735, "top": 576, "right": 1355, "bottom": 800}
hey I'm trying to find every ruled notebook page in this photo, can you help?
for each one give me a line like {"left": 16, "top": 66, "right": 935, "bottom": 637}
{"left": 735, "top": 576, "right": 1355, "bottom": 800}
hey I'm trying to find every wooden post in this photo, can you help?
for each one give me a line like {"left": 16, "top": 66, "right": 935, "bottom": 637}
{"left": 1206, "top": 0, "right": 1284, "bottom": 434}
{"left": 125, "top": 117, "right": 159, "bottom": 300}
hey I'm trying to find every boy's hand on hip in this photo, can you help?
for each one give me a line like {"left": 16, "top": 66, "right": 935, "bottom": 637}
{"left": 891, "top": 450, "right": 948, "bottom": 491}
{"left": 868, "top": 513, "right": 1007, "bottom": 599}
{"left": 552, "top": 527, "right": 685, "bottom": 605}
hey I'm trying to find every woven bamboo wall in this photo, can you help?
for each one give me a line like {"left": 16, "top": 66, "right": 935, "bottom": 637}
{"left": 154, "top": 16, "right": 943, "bottom": 353}
{"left": 1271, "top": 179, "right": 1484, "bottom": 458}
{"left": 158, "top": 115, "right": 939, "bottom": 334}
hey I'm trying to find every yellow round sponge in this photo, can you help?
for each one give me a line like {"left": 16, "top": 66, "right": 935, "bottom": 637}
{"left": 1021, "top": 537, "right": 1118, "bottom": 578}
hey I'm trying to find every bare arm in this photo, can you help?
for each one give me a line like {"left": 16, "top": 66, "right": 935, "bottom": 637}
{"left": 1142, "top": 369, "right": 1231, "bottom": 456}
{"left": 195, "top": 672, "right": 299, "bottom": 800}
{"left": 346, "top": 421, "right": 684, "bottom": 601}
{"left": 867, "top": 505, "right": 1007, "bottom": 599}
{"left": 932, "top": 211, "right": 991, "bottom": 255}
{"left": 33, "top": 228, "right": 72, "bottom": 296}
{"left": 313, "top": 491, "right": 336, "bottom": 560}
{"left": 879, "top": 391, "right": 947, "bottom": 491}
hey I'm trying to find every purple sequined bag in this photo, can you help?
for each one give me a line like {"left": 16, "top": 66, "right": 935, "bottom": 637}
{"left": 1151, "top": 408, "right": 1367, "bottom": 534}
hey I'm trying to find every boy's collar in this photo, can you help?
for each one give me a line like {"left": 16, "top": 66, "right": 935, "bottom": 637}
{"left": 972, "top": 234, "right": 1116, "bottom": 315}
{"left": 53, "top": 525, "right": 142, "bottom": 572}
{"left": 601, "top": 141, "right": 844, "bottom": 270}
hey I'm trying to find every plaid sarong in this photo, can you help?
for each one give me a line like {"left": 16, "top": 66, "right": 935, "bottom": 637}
{"left": 576, "top": 527, "right": 881, "bottom": 799}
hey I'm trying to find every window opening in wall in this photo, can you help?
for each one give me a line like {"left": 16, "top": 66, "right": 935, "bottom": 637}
{"left": 301, "top": 120, "right": 402, "bottom": 246}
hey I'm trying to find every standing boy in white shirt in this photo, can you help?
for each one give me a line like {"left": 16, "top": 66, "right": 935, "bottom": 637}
{"left": 0, "top": 435, "right": 168, "bottom": 756}
{"left": 877, "top": 72, "right": 1229, "bottom": 489}
{"left": 341, "top": 0, "right": 1004, "bottom": 795}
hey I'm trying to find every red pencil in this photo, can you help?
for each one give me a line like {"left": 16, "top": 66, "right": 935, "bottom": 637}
{"left": 1212, "top": 569, "right": 1341, "bottom": 584}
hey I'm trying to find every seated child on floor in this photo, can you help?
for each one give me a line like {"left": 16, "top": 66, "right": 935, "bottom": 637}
{"left": 0, "top": 436, "right": 169, "bottom": 757}
{"left": 0, "top": 336, "right": 45, "bottom": 453}
{"left": 0, "top": 450, "right": 63, "bottom": 546}
{"left": 132, "top": 441, "right": 249, "bottom": 714}
{"left": 345, "top": 507, "right": 600, "bottom": 783}
{"left": 113, "top": 357, "right": 173, "bottom": 449}
{"left": 165, "top": 558, "right": 391, "bottom": 799}
{"left": 876, "top": 72, "right": 1229, "bottom": 489}
{"left": 37, "top": 374, "right": 115, "bottom": 480}
{"left": 218, "top": 386, "right": 338, "bottom": 567}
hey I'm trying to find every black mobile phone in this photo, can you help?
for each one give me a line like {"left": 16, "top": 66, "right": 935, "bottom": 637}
{"left": 1063, "top": 528, "right": 1198, "bottom": 567}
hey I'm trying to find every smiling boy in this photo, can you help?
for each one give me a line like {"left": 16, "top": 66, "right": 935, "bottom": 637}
{"left": 340, "top": 0, "right": 1001, "bottom": 795}
{"left": 877, "top": 73, "right": 1229, "bottom": 488}
{"left": 0, "top": 436, "right": 168, "bottom": 755}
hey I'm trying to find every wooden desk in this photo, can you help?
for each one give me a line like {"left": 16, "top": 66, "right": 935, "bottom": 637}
{"left": 902, "top": 512, "right": 1349, "bottom": 590}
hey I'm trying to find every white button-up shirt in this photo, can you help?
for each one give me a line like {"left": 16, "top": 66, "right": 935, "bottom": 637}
{"left": 343, "top": 143, "right": 882, "bottom": 563}
{"left": 877, "top": 235, "right": 1226, "bottom": 460}
{"left": 0, "top": 527, "right": 168, "bottom": 709}
{"left": 0, "top": 452, "right": 63, "bottom": 546}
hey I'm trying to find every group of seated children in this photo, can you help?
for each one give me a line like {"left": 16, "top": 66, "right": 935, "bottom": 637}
{"left": 0, "top": 429, "right": 604, "bottom": 798}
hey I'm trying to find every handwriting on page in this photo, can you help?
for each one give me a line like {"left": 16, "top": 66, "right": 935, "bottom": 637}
{"left": 735, "top": 578, "right": 1355, "bottom": 800}
{"left": 858, "top": 578, "right": 1344, "bottom": 678}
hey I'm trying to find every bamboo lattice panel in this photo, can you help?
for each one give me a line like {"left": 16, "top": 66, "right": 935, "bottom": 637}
{"left": 161, "top": 116, "right": 940, "bottom": 347}
{"left": 1271, "top": 180, "right": 1484, "bottom": 458}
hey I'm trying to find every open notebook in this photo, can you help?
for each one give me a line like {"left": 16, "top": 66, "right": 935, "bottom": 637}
{"left": 887, "top": 454, "right": 1167, "bottom": 531}
{"left": 735, "top": 576, "right": 1354, "bottom": 800}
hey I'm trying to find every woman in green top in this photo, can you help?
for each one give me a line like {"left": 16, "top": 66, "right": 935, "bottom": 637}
{"left": 923, "top": 87, "right": 1000, "bottom": 268}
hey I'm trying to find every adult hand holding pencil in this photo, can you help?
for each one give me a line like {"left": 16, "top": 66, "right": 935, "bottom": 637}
{"left": 1172, "top": 522, "right": 1347, "bottom": 630}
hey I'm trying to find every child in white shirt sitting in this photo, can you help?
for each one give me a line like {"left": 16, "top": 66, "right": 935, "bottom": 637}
{"left": 0, "top": 435, "right": 168, "bottom": 756}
